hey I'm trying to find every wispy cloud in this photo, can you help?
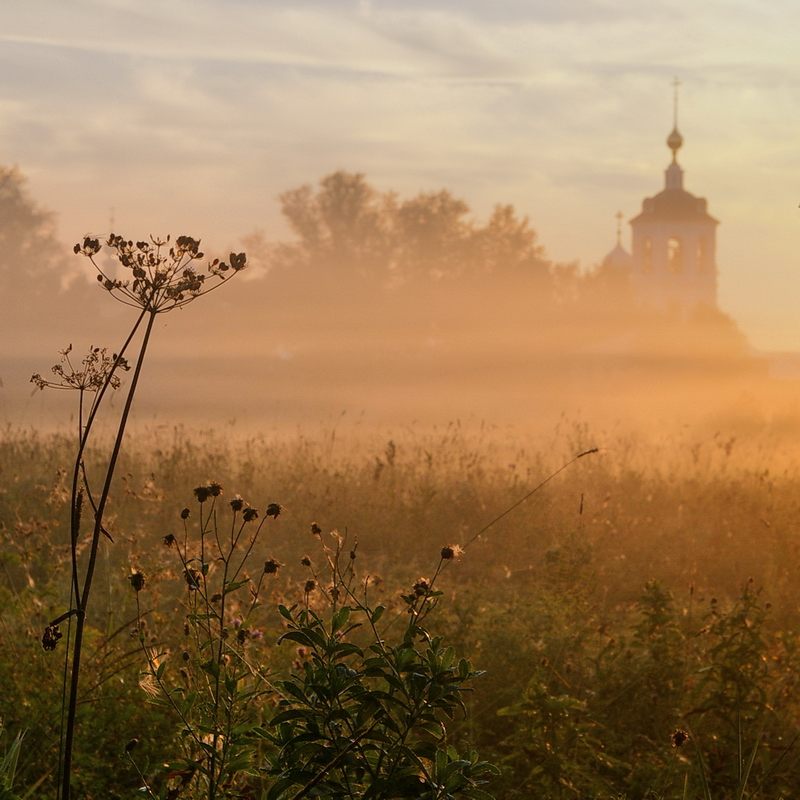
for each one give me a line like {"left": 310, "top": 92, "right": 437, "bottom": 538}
{"left": 2, "top": 0, "right": 800, "bottom": 347}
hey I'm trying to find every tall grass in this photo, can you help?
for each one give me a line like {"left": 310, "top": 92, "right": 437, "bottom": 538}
{"left": 4, "top": 421, "right": 800, "bottom": 796}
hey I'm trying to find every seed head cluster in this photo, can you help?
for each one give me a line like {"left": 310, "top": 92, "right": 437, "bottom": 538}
{"left": 31, "top": 344, "right": 129, "bottom": 394}
{"left": 73, "top": 234, "right": 247, "bottom": 314}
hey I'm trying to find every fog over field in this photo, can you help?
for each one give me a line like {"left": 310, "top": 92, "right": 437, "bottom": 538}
{"left": 7, "top": 7, "right": 800, "bottom": 794}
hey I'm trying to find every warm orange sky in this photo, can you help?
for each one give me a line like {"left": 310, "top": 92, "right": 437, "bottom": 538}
{"left": 2, "top": 0, "right": 800, "bottom": 351}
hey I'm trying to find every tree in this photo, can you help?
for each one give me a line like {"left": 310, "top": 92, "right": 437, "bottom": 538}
{"left": 0, "top": 166, "right": 65, "bottom": 292}
{"left": 394, "top": 189, "right": 471, "bottom": 280}
{"left": 0, "top": 165, "right": 81, "bottom": 355}
{"left": 277, "top": 171, "right": 394, "bottom": 280}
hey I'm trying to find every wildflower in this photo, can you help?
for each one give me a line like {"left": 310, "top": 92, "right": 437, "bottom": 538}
{"left": 349, "top": 550, "right": 357, "bottom": 560}
{"left": 412, "top": 578, "right": 430, "bottom": 597}
{"left": 300, "top": 555, "right": 312, "bottom": 567}
{"left": 208, "top": 481, "right": 223, "bottom": 497}
{"left": 264, "top": 558, "right": 282, "bottom": 575}
{"left": 230, "top": 495, "right": 244, "bottom": 512}
{"left": 193, "top": 486, "right": 211, "bottom": 503}
{"left": 266, "top": 503, "right": 283, "bottom": 518}
{"left": 304, "top": 579, "right": 317, "bottom": 593}
{"left": 128, "top": 570, "right": 146, "bottom": 592}
{"left": 184, "top": 568, "right": 201, "bottom": 590}
{"left": 125, "top": 739, "right": 139, "bottom": 753}
{"left": 440, "top": 544, "right": 464, "bottom": 561}
{"left": 163, "top": 533, "right": 176, "bottom": 547}
{"left": 671, "top": 729, "right": 690, "bottom": 748}
{"left": 251, "top": 629, "right": 264, "bottom": 641}
{"left": 42, "top": 624, "right": 63, "bottom": 651}
{"left": 311, "top": 522, "right": 322, "bottom": 535}
{"left": 242, "top": 507, "right": 258, "bottom": 522}
{"left": 181, "top": 507, "right": 191, "bottom": 520}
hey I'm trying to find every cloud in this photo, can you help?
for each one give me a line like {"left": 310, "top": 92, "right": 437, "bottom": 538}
{"left": 2, "top": 0, "right": 800, "bottom": 348}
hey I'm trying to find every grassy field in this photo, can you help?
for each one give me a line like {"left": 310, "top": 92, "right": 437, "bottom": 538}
{"left": 4, "top": 421, "right": 800, "bottom": 798}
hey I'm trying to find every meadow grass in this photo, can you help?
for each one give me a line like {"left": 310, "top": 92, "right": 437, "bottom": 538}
{"left": 4, "top": 421, "right": 800, "bottom": 798}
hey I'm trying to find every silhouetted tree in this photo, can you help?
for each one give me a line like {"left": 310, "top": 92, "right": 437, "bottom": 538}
{"left": 0, "top": 166, "right": 65, "bottom": 292}
{"left": 0, "top": 166, "right": 84, "bottom": 354}
{"left": 277, "top": 171, "right": 394, "bottom": 281}
{"left": 268, "top": 171, "right": 552, "bottom": 288}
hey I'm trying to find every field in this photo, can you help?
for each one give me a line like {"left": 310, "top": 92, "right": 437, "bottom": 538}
{"left": 4, "top": 419, "right": 800, "bottom": 798}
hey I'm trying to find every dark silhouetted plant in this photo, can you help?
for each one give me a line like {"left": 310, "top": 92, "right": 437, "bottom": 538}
{"left": 127, "top": 488, "right": 498, "bottom": 800}
{"left": 32, "top": 235, "right": 246, "bottom": 800}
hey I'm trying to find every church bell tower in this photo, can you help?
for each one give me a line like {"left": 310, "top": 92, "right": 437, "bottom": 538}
{"left": 625, "top": 84, "right": 719, "bottom": 311}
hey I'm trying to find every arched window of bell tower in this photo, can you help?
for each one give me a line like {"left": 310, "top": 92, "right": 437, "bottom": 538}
{"left": 667, "top": 237, "right": 682, "bottom": 274}
{"left": 697, "top": 239, "right": 707, "bottom": 273}
{"left": 643, "top": 237, "right": 653, "bottom": 273}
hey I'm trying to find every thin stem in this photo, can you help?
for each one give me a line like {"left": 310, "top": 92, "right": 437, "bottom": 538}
{"left": 61, "top": 309, "right": 157, "bottom": 800}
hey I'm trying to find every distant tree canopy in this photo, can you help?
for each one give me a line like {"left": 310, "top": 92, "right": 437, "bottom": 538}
{"left": 0, "top": 165, "right": 95, "bottom": 356}
{"left": 268, "top": 170, "right": 551, "bottom": 286}
{"left": 0, "top": 166, "right": 65, "bottom": 292}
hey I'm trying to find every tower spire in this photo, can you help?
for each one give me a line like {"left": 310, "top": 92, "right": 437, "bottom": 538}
{"left": 666, "top": 76, "right": 684, "bottom": 163}
{"left": 673, "top": 76, "right": 680, "bottom": 129}
{"left": 664, "top": 77, "right": 685, "bottom": 189}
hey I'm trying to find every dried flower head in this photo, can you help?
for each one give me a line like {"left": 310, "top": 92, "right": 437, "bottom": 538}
{"left": 193, "top": 486, "right": 211, "bottom": 504}
{"left": 180, "top": 507, "right": 191, "bottom": 520}
{"left": 184, "top": 568, "right": 201, "bottom": 590}
{"left": 264, "top": 558, "right": 282, "bottom": 575}
{"left": 128, "top": 570, "right": 146, "bottom": 592}
{"left": 242, "top": 507, "right": 259, "bottom": 522}
{"left": 74, "top": 234, "right": 247, "bottom": 314}
{"left": 266, "top": 503, "right": 283, "bottom": 518}
{"left": 412, "top": 577, "right": 431, "bottom": 597}
{"left": 230, "top": 495, "right": 245, "bottom": 512}
{"left": 42, "top": 624, "right": 63, "bottom": 651}
{"left": 210, "top": 593, "right": 222, "bottom": 604}
{"left": 310, "top": 522, "right": 322, "bottom": 535}
{"left": 304, "top": 579, "right": 317, "bottom": 594}
{"left": 300, "top": 555, "right": 312, "bottom": 568}
{"left": 208, "top": 481, "right": 223, "bottom": 497}
{"left": 125, "top": 739, "right": 139, "bottom": 753}
{"left": 31, "top": 344, "right": 130, "bottom": 394}
{"left": 163, "top": 533, "right": 177, "bottom": 548}
{"left": 440, "top": 544, "right": 464, "bottom": 561}
{"left": 671, "top": 729, "right": 690, "bottom": 748}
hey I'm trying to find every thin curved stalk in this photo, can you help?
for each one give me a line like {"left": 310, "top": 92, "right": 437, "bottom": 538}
{"left": 60, "top": 309, "right": 156, "bottom": 800}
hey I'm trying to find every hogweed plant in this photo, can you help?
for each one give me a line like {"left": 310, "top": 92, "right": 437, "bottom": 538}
{"left": 32, "top": 235, "right": 247, "bottom": 800}
{"left": 127, "top": 485, "right": 498, "bottom": 800}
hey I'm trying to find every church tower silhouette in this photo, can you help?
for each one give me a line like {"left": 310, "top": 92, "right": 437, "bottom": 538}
{"left": 605, "top": 84, "right": 719, "bottom": 312}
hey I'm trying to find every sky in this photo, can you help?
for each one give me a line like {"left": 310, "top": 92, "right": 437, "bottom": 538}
{"left": 2, "top": 0, "right": 800, "bottom": 351}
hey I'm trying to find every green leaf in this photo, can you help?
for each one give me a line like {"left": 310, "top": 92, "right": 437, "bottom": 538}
{"left": 331, "top": 606, "right": 351, "bottom": 634}
{"left": 277, "top": 630, "right": 315, "bottom": 648}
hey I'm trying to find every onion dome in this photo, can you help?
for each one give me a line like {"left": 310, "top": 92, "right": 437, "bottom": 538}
{"left": 667, "top": 126, "right": 683, "bottom": 161}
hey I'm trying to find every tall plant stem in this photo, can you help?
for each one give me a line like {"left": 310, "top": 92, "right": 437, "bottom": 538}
{"left": 60, "top": 309, "right": 157, "bottom": 800}
{"left": 67, "top": 308, "right": 147, "bottom": 602}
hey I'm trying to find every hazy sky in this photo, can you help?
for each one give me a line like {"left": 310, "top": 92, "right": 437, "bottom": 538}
{"left": 2, "top": 0, "right": 800, "bottom": 350}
